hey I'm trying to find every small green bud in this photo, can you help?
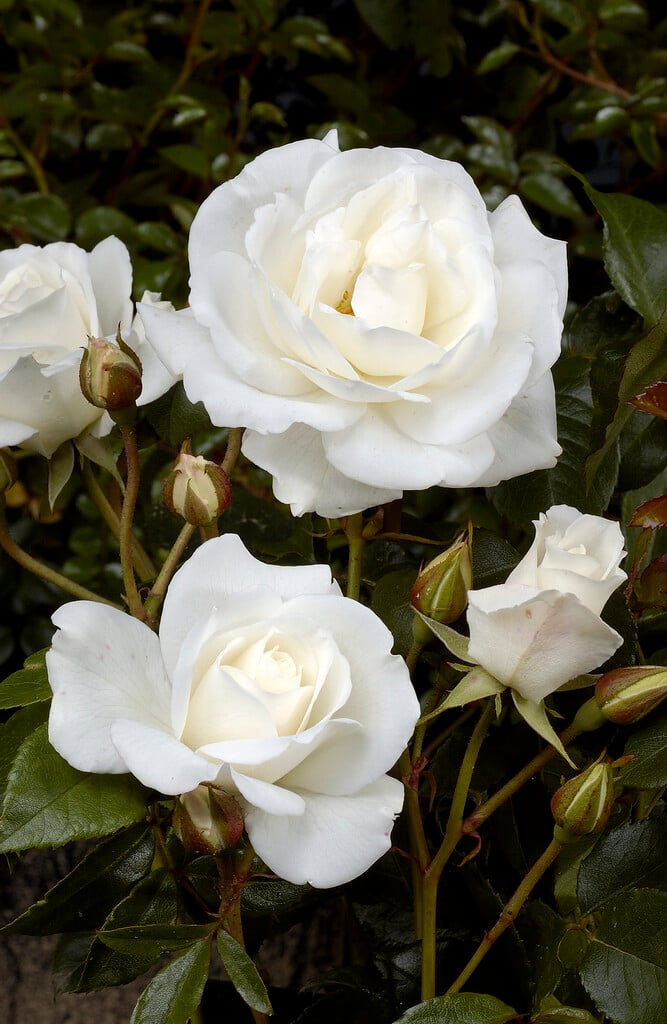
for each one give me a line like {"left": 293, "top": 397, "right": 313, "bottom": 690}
{"left": 173, "top": 785, "right": 244, "bottom": 855}
{"left": 0, "top": 448, "right": 18, "bottom": 495}
{"left": 163, "top": 442, "right": 232, "bottom": 526}
{"left": 79, "top": 328, "right": 142, "bottom": 412}
{"left": 551, "top": 760, "right": 614, "bottom": 843}
{"left": 595, "top": 665, "right": 667, "bottom": 725}
{"left": 411, "top": 527, "right": 472, "bottom": 641}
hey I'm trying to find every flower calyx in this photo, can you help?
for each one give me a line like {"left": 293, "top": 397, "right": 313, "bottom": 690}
{"left": 79, "top": 326, "right": 142, "bottom": 415}
{"left": 163, "top": 441, "right": 232, "bottom": 527}
{"left": 0, "top": 448, "right": 18, "bottom": 497}
{"left": 551, "top": 758, "right": 614, "bottom": 844}
{"left": 173, "top": 784, "right": 245, "bottom": 855}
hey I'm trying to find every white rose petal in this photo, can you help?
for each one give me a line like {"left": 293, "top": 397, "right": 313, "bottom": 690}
{"left": 47, "top": 534, "right": 420, "bottom": 888}
{"left": 142, "top": 134, "right": 567, "bottom": 516}
{"left": 507, "top": 504, "right": 627, "bottom": 614}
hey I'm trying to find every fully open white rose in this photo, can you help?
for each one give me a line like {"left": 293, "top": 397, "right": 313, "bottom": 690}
{"left": 141, "top": 132, "right": 567, "bottom": 517}
{"left": 0, "top": 240, "right": 174, "bottom": 456}
{"left": 506, "top": 504, "right": 627, "bottom": 614}
{"left": 46, "top": 534, "right": 419, "bottom": 888}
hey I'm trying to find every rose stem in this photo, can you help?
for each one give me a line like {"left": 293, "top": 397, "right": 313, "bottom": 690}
{"left": 0, "top": 501, "right": 122, "bottom": 608}
{"left": 344, "top": 512, "right": 365, "bottom": 601}
{"left": 118, "top": 424, "right": 146, "bottom": 620}
{"left": 81, "top": 461, "right": 157, "bottom": 581}
{"left": 222, "top": 427, "right": 243, "bottom": 474}
{"left": 143, "top": 523, "right": 196, "bottom": 629}
{"left": 444, "top": 837, "right": 563, "bottom": 995}
{"left": 461, "top": 721, "right": 581, "bottom": 835}
{"left": 218, "top": 845, "right": 271, "bottom": 1024}
{"left": 421, "top": 699, "right": 494, "bottom": 1001}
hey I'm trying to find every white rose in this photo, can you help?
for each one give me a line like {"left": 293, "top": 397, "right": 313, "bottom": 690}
{"left": 466, "top": 583, "right": 624, "bottom": 702}
{"left": 46, "top": 534, "right": 419, "bottom": 888}
{"left": 141, "top": 132, "right": 567, "bottom": 517}
{"left": 0, "top": 241, "right": 174, "bottom": 456}
{"left": 506, "top": 504, "right": 627, "bottom": 615}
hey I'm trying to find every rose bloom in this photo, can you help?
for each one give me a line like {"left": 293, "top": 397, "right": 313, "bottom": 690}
{"left": 141, "top": 132, "right": 567, "bottom": 517}
{"left": 47, "top": 535, "right": 419, "bottom": 887}
{"left": 466, "top": 505, "right": 627, "bottom": 701}
{"left": 0, "top": 238, "right": 173, "bottom": 456}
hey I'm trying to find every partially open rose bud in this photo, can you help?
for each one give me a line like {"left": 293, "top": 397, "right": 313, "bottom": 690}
{"left": 173, "top": 785, "right": 245, "bottom": 855}
{"left": 79, "top": 328, "right": 142, "bottom": 412}
{"left": 163, "top": 443, "right": 232, "bottom": 526}
{"left": 595, "top": 665, "right": 667, "bottom": 725}
{"left": 551, "top": 760, "right": 614, "bottom": 843}
{"left": 411, "top": 528, "right": 472, "bottom": 642}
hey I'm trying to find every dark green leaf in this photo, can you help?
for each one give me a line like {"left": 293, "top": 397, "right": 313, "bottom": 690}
{"left": 370, "top": 568, "right": 418, "bottom": 657}
{"left": 99, "top": 923, "right": 215, "bottom": 957}
{"left": 392, "top": 992, "right": 517, "bottom": 1023}
{"left": 0, "top": 648, "right": 51, "bottom": 708}
{"left": 76, "top": 206, "right": 137, "bottom": 249}
{"left": 477, "top": 42, "right": 520, "bottom": 73}
{"left": 471, "top": 531, "right": 519, "bottom": 588}
{"left": 0, "top": 703, "right": 49, "bottom": 811}
{"left": 2, "top": 193, "right": 70, "bottom": 241}
{"left": 0, "top": 723, "right": 148, "bottom": 851}
{"left": 353, "top": 0, "right": 407, "bottom": 48}
{"left": 582, "top": 184, "right": 667, "bottom": 324}
{"left": 159, "top": 144, "right": 210, "bottom": 178}
{"left": 242, "top": 877, "right": 315, "bottom": 916}
{"left": 579, "top": 888, "right": 667, "bottom": 1024}
{"left": 520, "top": 173, "right": 583, "bottom": 220}
{"left": 130, "top": 938, "right": 212, "bottom": 1024}
{"left": 621, "top": 707, "right": 667, "bottom": 788}
{"left": 1, "top": 823, "right": 154, "bottom": 934}
{"left": 578, "top": 819, "right": 667, "bottom": 913}
{"left": 217, "top": 929, "right": 273, "bottom": 1014}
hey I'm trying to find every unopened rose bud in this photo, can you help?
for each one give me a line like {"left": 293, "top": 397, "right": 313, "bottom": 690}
{"left": 0, "top": 449, "right": 18, "bottom": 495}
{"left": 79, "top": 328, "right": 142, "bottom": 412}
{"left": 411, "top": 527, "right": 472, "bottom": 641}
{"left": 163, "top": 443, "right": 232, "bottom": 526}
{"left": 173, "top": 785, "right": 244, "bottom": 855}
{"left": 595, "top": 665, "right": 667, "bottom": 725}
{"left": 551, "top": 761, "right": 614, "bottom": 843}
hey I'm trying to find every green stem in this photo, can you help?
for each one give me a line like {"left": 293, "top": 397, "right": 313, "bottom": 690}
{"left": 421, "top": 700, "right": 495, "bottom": 1001}
{"left": 0, "top": 505, "right": 121, "bottom": 608}
{"left": 219, "top": 845, "right": 270, "bottom": 1024}
{"left": 0, "top": 108, "right": 49, "bottom": 193}
{"left": 118, "top": 425, "right": 145, "bottom": 620}
{"left": 344, "top": 512, "right": 365, "bottom": 601}
{"left": 82, "top": 461, "right": 156, "bottom": 582}
{"left": 461, "top": 721, "right": 580, "bottom": 835}
{"left": 144, "top": 523, "right": 196, "bottom": 628}
{"left": 445, "top": 837, "right": 563, "bottom": 995}
{"left": 222, "top": 427, "right": 243, "bottom": 474}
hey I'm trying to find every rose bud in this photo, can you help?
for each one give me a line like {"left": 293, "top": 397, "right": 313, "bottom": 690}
{"left": 595, "top": 665, "right": 667, "bottom": 725}
{"left": 551, "top": 761, "right": 614, "bottom": 843}
{"left": 163, "top": 443, "right": 232, "bottom": 526}
{"left": 174, "top": 785, "right": 244, "bottom": 855}
{"left": 79, "top": 327, "right": 142, "bottom": 412}
{"left": 0, "top": 448, "right": 18, "bottom": 495}
{"left": 411, "top": 527, "right": 472, "bottom": 631}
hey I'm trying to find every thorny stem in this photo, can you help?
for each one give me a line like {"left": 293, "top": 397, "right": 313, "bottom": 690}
{"left": 421, "top": 700, "right": 495, "bottom": 1001}
{"left": 445, "top": 838, "right": 563, "bottom": 994}
{"left": 461, "top": 721, "right": 581, "bottom": 835}
{"left": 0, "top": 502, "right": 122, "bottom": 608}
{"left": 118, "top": 425, "right": 145, "bottom": 620}
{"left": 217, "top": 845, "right": 270, "bottom": 1024}
{"left": 82, "top": 461, "right": 156, "bottom": 582}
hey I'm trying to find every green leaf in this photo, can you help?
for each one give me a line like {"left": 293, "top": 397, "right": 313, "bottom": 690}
{"left": 0, "top": 648, "right": 51, "bottom": 708}
{"left": 521, "top": 173, "right": 583, "bottom": 221}
{"left": 159, "top": 144, "right": 210, "bottom": 178}
{"left": 76, "top": 206, "right": 137, "bottom": 249}
{"left": 621, "top": 707, "right": 667, "bottom": 788}
{"left": 0, "top": 703, "right": 49, "bottom": 810}
{"left": 353, "top": 0, "right": 407, "bottom": 48}
{"left": 371, "top": 568, "right": 419, "bottom": 657}
{"left": 2, "top": 193, "right": 71, "bottom": 242}
{"left": 0, "top": 723, "right": 148, "bottom": 851}
{"left": 415, "top": 612, "right": 472, "bottom": 661}
{"left": 216, "top": 929, "right": 273, "bottom": 1014}
{"left": 1, "top": 824, "right": 154, "bottom": 934}
{"left": 579, "top": 888, "right": 667, "bottom": 1024}
{"left": 581, "top": 184, "right": 667, "bottom": 324}
{"left": 392, "top": 992, "right": 517, "bottom": 1023}
{"left": 578, "top": 819, "right": 667, "bottom": 913}
{"left": 130, "top": 938, "right": 212, "bottom": 1024}
{"left": 477, "top": 41, "right": 520, "bottom": 73}
{"left": 242, "top": 877, "right": 314, "bottom": 916}
{"left": 99, "top": 923, "right": 215, "bottom": 958}
{"left": 47, "top": 440, "right": 74, "bottom": 509}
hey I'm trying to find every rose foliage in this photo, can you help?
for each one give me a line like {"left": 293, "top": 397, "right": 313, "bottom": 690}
{"left": 1, "top": 4, "right": 666, "bottom": 1024}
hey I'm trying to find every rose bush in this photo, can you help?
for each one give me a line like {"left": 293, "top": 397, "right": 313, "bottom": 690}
{"left": 141, "top": 132, "right": 567, "bottom": 517}
{"left": 46, "top": 534, "right": 419, "bottom": 887}
{"left": 0, "top": 239, "right": 173, "bottom": 456}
